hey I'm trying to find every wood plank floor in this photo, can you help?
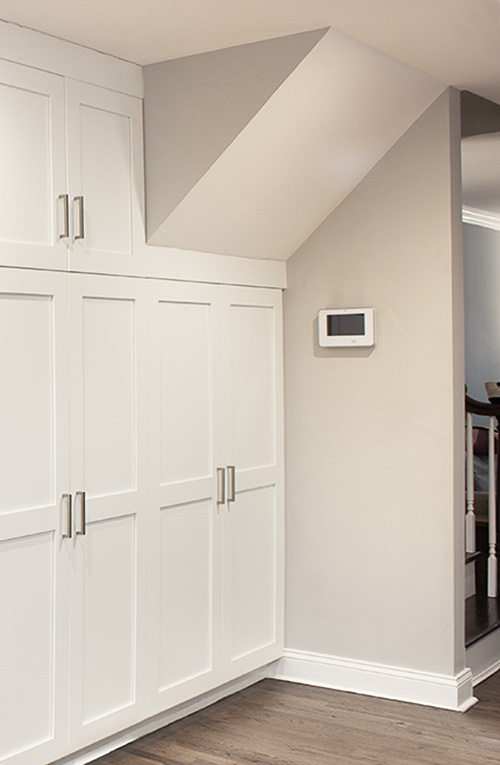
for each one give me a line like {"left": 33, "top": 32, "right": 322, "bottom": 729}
{"left": 93, "top": 674, "right": 500, "bottom": 765}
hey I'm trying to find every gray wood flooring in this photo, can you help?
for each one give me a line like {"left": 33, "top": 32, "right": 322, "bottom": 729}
{"left": 94, "top": 673, "right": 500, "bottom": 764}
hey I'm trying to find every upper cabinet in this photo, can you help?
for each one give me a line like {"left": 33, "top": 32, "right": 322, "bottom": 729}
{"left": 0, "top": 60, "right": 67, "bottom": 270}
{"left": 65, "top": 80, "right": 145, "bottom": 275}
{"left": 0, "top": 59, "right": 145, "bottom": 275}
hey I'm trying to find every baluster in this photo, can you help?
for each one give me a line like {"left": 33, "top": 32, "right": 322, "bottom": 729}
{"left": 488, "top": 416, "right": 498, "bottom": 597}
{"left": 466, "top": 412, "right": 476, "bottom": 553}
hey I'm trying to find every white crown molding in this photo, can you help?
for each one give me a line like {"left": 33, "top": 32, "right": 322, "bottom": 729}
{"left": 144, "top": 246, "right": 287, "bottom": 288}
{"left": 462, "top": 206, "right": 500, "bottom": 232}
{"left": 269, "top": 649, "right": 477, "bottom": 712}
{"left": 0, "top": 19, "right": 143, "bottom": 97}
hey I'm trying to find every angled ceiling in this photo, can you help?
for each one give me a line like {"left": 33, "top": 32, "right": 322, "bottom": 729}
{"left": 143, "top": 28, "right": 328, "bottom": 234}
{"left": 0, "top": 0, "right": 498, "bottom": 103}
{"left": 144, "top": 28, "right": 444, "bottom": 259}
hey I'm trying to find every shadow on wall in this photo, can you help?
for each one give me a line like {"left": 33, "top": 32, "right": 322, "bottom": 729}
{"left": 312, "top": 315, "right": 377, "bottom": 359}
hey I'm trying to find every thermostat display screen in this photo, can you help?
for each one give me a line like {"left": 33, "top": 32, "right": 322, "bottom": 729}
{"left": 327, "top": 313, "right": 365, "bottom": 337}
{"left": 318, "top": 308, "right": 375, "bottom": 347}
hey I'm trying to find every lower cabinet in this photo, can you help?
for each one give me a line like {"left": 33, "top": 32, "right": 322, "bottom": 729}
{"left": 0, "top": 270, "right": 148, "bottom": 764}
{"left": 66, "top": 275, "right": 149, "bottom": 752}
{"left": 0, "top": 270, "right": 283, "bottom": 764}
{"left": 146, "top": 281, "right": 284, "bottom": 714}
{"left": 0, "top": 269, "right": 70, "bottom": 765}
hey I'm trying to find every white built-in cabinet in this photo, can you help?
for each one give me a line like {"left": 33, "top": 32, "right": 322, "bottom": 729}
{"left": 0, "top": 59, "right": 144, "bottom": 274}
{"left": 66, "top": 276, "right": 149, "bottom": 752}
{"left": 147, "top": 282, "right": 284, "bottom": 714}
{"left": 0, "top": 270, "right": 148, "bottom": 765}
{"left": 0, "top": 44, "right": 284, "bottom": 765}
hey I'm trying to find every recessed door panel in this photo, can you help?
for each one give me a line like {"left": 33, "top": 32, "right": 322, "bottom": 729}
{"left": 0, "top": 61, "right": 67, "bottom": 269}
{"left": 81, "top": 515, "right": 136, "bottom": 724}
{"left": 0, "top": 293, "right": 55, "bottom": 514}
{"left": 225, "top": 486, "right": 276, "bottom": 663}
{"left": 0, "top": 532, "right": 56, "bottom": 761}
{"left": 78, "top": 105, "right": 132, "bottom": 256}
{"left": 66, "top": 80, "right": 145, "bottom": 275}
{"left": 225, "top": 302, "right": 276, "bottom": 471}
{"left": 159, "top": 300, "right": 213, "bottom": 485}
{"left": 82, "top": 296, "right": 136, "bottom": 498}
{"left": 158, "top": 499, "right": 213, "bottom": 690}
{"left": 0, "top": 84, "right": 51, "bottom": 246}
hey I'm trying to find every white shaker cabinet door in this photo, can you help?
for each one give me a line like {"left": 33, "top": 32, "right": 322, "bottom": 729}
{"left": 0, "top": 269, "right": 70, "bottom": 765}
{"left": 221, "top": 287, "right": 285, "bottom": 680}
{"left": 0, "top": 61, "right": 68, "bottom": 270}
{"left": 67, "top": 274, "right": 148, "bottom": 749}
{"left": 66, "top": 81, "right": 145, "bottom": 276}
{"left": 147, "top": 280, "right": 223, "bottom": 715}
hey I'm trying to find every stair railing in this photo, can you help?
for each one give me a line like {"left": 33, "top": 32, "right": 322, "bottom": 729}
{"left": 465, "top": 394, "right": 500, "bottom": 597}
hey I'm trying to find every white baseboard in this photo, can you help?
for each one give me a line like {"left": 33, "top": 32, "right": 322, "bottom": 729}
{"left": 268, "top": 649, "right": 477, "bottom": 712}
{"left": 466, "top": 630, "right": 500, "bottom": 686}
{"left": 54, "top": 649, "right": 480, "bottom": 763}
{"left": 53, "top": 667, "right": 269, "bottom": 765}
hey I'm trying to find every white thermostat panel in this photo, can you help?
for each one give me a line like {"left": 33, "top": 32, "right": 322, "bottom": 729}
{"left": 318, "top": 308, "right": 376, "bottom": 347}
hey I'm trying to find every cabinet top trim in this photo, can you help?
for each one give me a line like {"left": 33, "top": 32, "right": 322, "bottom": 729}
{"left": 0, "top": 19, "right": 143, "bottom": 98}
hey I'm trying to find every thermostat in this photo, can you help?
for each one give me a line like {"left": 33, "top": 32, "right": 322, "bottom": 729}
{"left": 318, "top": 308, "right": 376, "bottom": 347}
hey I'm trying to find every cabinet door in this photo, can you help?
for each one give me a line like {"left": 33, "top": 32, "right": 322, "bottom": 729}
{"left": 147, "top": 280, "right": 222, "bottom": 715}
{"left": 0, "top": 61, "right": 68, "bottom": 270}
{"left": 67, "top": 275, "right": 148, "bottom": 749}
{"left": 221, "top": 287, "right": 284, "bottom": 680}
{"left": 0, "top": 270, "right": 70, "bottom": 765}
{"left": 66, "top": 80, "right": 145, "bottom": 276}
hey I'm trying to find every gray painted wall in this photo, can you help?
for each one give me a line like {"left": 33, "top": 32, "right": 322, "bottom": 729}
{"left": 284, "top": 90, "right": 465, "bottom": 677}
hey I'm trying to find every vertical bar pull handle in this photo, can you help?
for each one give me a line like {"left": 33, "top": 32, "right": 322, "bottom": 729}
{"left": 217, "top": 468, "right": 226, "bottom": 505}
{"left": 58, "top": 194, "right": 69, "bottom": 240}
{"left": 61, "top": 493, "right": 72, "bottom": 539}
{"left": 74, "top": 196, "right": 85, "bottom": 240}
{"left": 75, "top": 491, "right": 86, "bottom": 536}
{"left": 227, "top": 465, "right": 236, "bottom": 504}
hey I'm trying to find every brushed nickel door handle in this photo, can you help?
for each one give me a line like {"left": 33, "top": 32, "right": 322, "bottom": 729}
{"left": 75, "top": 491, "right": 86, "bottom": 535}
{"left": 61, "top": 493, "right": 72, "bottom": 539}
{"left": 227, "top": 465, "right": 236, "bottom": 504}
{"left": 58, "top": 194, "right": 69, "bottom": 240}
{"left": 74, "top": 196, "right": 85, "bottom": 240}
{"left": 217, "top": 467, "right": 226, "bottom": 505}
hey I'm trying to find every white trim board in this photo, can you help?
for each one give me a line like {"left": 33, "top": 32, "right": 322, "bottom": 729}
{"left": 0, "top": 19, "right": 143, "bottom": 96}
{"left": 145, "top": 246, "right": 287, "bottom": 289}
{"left": 466, "top": 630, "right": 500, "bottom": 686}
{"left": 462, "top": 206, "right": 500, "bottom": 232}
{"left": 269, "top": 649, "right": 477, "bottom": 712}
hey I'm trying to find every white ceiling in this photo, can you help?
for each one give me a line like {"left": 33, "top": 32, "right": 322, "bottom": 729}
{"left": 0, "top": 0, "right": 499, "bottom": 104}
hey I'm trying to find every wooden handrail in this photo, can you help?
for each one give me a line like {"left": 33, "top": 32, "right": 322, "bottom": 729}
{"left": 466, "top": 393, "right": 500, "bottom": 418}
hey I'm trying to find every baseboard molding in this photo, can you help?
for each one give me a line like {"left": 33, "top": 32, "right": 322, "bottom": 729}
{"left": 53, "top": 667, "right": 269, "bottom": 765}
{"left": 466, "top": 629, "right": 500, "bottom": 686}
{"left": 268, "top": 649, "right": 477, "bottom": 712}
{"left": 53, "top": 649, "right": 479, "bottom": 763}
